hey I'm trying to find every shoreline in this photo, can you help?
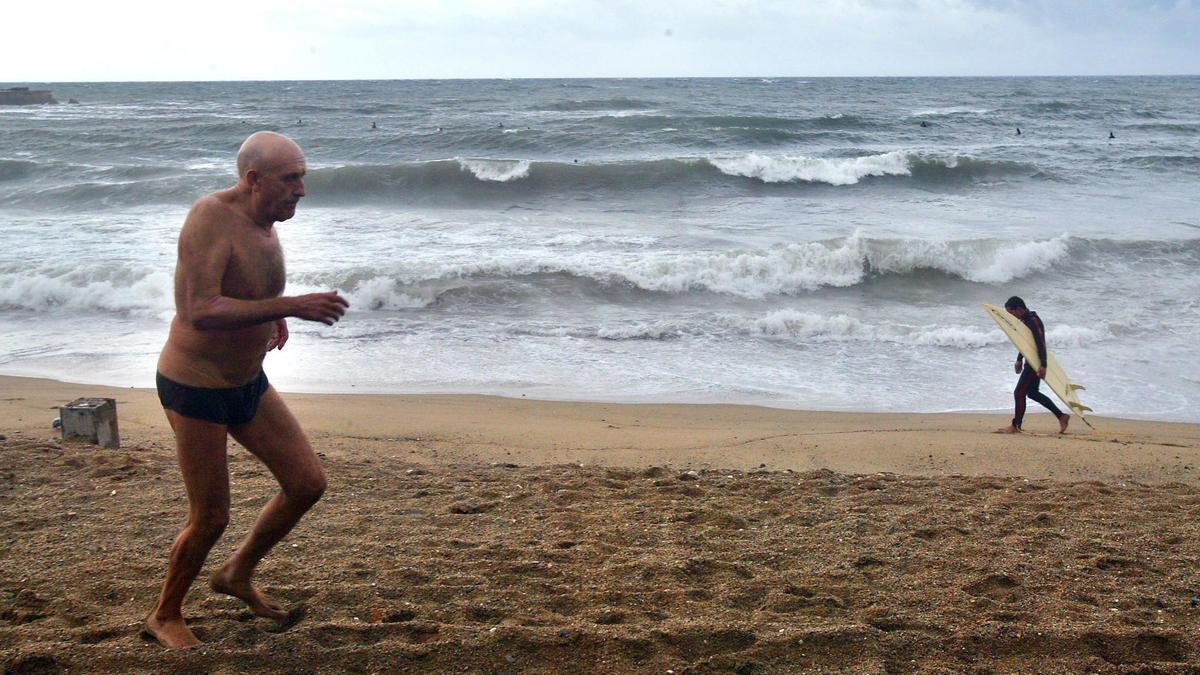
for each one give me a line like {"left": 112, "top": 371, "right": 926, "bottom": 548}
{"left": 3, "top": 374, "right": 1198, "bottom": 484}
{"left": 3, "top": 364, "right": 1193, "bottom": 424}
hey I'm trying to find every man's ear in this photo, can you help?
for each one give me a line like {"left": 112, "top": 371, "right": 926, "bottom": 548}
{"left": 245, "top": 169, "right": 260, "bottom": 190}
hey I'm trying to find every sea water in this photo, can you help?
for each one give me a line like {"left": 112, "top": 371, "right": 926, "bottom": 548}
{"left": 1, "top": 77, "right": 1197, "bottom": 420}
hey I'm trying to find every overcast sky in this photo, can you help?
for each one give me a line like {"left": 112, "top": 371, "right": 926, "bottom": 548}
{"left": 5, "top": 0, "right": 1198, "bottom": 81}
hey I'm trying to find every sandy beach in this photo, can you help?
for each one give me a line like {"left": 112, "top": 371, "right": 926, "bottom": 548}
{"left": 3, "top": 374, "right": 1200, "bottom": 672}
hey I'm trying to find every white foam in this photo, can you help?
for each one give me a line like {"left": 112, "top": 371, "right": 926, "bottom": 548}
{"left": 854, "top": 234, "right": 1070, "bottom": 284}
{"left": 458, "top": 158, "right": 531, "bottom": 182}
{"left": 741, "top": 311, "right": 1108, "bottom": 349}
{"left": 370, "top": 232, "right": 1069, "bottom": 300}
{"left": 506, "top": 321, "right": 689, "bottom": 341}
{"left": 748, "top": 310, "right": 868, "bottom": 339}
{"left": 619, "top": 236, "right": 868, "bottom": 297}
{"left": 617, "top": 232, "right": 1066, "bottom": 295}
{"left": 595, "top": 321, "right": 687, "bottom": 340}
{"left": 912, "top": 107, "right": 991, "bottom": 116}
{"left": 505, "top": 310, "right": 1099, "bottom": 350}
{"left": 345, "top": 276, "right": 433, "bottom": 310}
{"left": 707, "top": 151, "right": 911, "bottom": 185}
{"left": 0, "top": 270, "right": 172, "bottom": 313}
{"left": 741, "top": 310, "right": 1002, "bottom": 347}
{"left": 964, "top": 236, "right": 1070, "bottom": 283}
{"left": 185, "top": 161, "right": 226, "bottom": 171}
{"left": 1046, "top": 324, "right": 1109, "bottom": 347}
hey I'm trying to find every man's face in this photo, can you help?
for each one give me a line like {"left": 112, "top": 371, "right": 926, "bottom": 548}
{"left": 254, "top": 155, "right": 307, "bottom": 223}
{"left": 1005, "top": 306, "right": 1025, "bottom": 318}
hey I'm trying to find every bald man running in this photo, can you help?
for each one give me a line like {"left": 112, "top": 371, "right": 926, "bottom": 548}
{"left": 146, "top": 132, "right": 349, "bottom": 649}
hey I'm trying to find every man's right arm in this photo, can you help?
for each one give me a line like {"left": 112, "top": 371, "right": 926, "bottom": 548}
{"left": 177, "top": 201, "right": 347, "bottom": 330}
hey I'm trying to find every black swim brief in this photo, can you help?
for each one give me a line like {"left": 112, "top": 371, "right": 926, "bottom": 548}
{"left": 156, "top": 371, "right": 270, "bottom": 426}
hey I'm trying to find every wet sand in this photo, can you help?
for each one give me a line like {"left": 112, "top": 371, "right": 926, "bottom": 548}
{"left": 3, "top": 375, "right": 1200, "bottom": 672}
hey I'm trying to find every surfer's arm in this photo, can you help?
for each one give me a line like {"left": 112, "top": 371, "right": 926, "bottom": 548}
{"left": 1027, "top": 314, "right": 1049, "bottom": 378}
{"left": 1029, "top": 315, "right": 1048, "bottom": 369}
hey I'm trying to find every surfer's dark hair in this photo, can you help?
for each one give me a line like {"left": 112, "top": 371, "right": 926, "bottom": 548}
{"left": 1004, "top": 296, "right": 1027, "bottom": 310}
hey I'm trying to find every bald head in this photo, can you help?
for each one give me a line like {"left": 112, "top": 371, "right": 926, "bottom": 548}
{"left": 236, "top": 131, "right": 304, "bottom": 179}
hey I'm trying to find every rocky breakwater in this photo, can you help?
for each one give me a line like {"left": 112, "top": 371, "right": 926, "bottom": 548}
{"left": 0, "top": 87, "right": 58, "bottom": 105}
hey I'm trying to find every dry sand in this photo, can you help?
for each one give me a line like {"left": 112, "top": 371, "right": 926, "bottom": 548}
{"left": 3, "top": 374, "right": 1200, "bottom": 672}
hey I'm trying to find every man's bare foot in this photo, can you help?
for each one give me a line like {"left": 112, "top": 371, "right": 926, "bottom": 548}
{"left": 994, "top": 425, "right": 1022, "bottom": 434}
{"left": 210, "top": 566, "right": 289, "bottom": 622}
{"left": 144, "top": 613, "right": 201, "bottom": 649}
{"left": 1059, "top": 415, "right": 1070, "bottom": 434}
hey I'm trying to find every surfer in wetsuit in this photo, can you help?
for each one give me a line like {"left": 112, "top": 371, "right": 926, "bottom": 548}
{"left": 996, "top": 296, "right": 1069, "bottom": 434}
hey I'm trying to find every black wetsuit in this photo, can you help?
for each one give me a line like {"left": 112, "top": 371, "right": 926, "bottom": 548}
{"left": 1012, "top": 310, "right": 1065, "bottom": 429}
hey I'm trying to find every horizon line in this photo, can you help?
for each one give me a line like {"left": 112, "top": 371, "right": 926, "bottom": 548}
{"left": 5, "top": 73, "right": 1199, "bottom": 85}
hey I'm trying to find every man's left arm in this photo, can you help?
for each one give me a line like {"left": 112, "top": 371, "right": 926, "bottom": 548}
{"left": 1030, "top": 315, "right": 1048, "bottom": 378}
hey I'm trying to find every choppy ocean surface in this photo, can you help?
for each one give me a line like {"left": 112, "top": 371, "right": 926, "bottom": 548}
{"left": 1, "top": 77, "right": 1197, "bottom": 420}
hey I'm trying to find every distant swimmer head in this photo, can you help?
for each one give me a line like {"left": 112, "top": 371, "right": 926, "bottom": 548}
{"left": 1004, "top": 295, "right": 1028, "bottom": 317}
{"left": 1109, "top": 131, "right": 1115, "bottom": 139}
{"left": 1016, "top": 127, "right": 1022, "bottom": 135}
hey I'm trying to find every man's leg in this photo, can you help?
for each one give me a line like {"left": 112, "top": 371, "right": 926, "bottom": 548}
{"left": 146, "top": 412, "right": 230, "bottom": 649}
{"left": 210, "top": 386, "right": 326, "bottom": 621}
{"left": 1012, "top": 368, "right": 1034, "bottom": 429}
{"left": 996, "top": 368, "right": 1035, "bottom": 433}
{"left": 1026, "top": 384, "right": 1069, "bottom": 433}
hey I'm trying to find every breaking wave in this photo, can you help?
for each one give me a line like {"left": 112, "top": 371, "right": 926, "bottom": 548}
{"left": 4, "top": 236, "right": 1182, "bottom": 315}
{"left": 297, "top": 233, "right": 1077, "bottom": 304}
{"left": 0, "top": 151, "right": 1046, "bottom": 209}
{"left": 298, "top": 152, "right": 1040, "bottom": 205}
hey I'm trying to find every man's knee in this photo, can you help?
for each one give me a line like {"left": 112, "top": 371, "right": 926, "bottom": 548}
{"left": 190, "top": 506, "right": 230, "bottom": 540}
{"left": 287, "top": 469, "right": 326, "bottom": 507}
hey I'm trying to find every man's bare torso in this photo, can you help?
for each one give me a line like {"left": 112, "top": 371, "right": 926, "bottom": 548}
{"left": 158, "top": 191, "right": 286, "bottom": 388}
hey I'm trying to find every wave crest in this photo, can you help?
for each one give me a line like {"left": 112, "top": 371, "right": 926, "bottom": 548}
{"left": 303, "top": 234, "right": 1076, "bottom": 304}
{"left": 4, "top": 152, "right": 1047, "bottom": 209}
{"left": 457, "top": 158, "right": 531, "bottom": 182}
{"left": 0, "top": 269, "right": 172, "bottom": 313}
{"left": 748, "top": 310, "right": 1005, "bottom": 347}
{"left": 539, "top": 97, "right": 658, "bottom": 112}
{"left": 708, "top": 152, "right": 910, "bottom": 185}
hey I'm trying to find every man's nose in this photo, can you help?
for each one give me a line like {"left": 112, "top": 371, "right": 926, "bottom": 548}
{"left": 295, "top": 178, "right": 306, "bottom": 197}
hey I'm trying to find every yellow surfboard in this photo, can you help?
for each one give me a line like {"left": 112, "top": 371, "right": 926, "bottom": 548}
{"left": 982, "top": 304, "right": 1094, "bottom": 424}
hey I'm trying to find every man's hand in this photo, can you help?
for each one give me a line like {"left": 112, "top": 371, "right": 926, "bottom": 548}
{"left": 290, "top": 291, "right": 349, "bottom": 325}
{"left": 266, "top": 319, "right": 289, "bottom": 351}
{"left": 1036, "top": 366, "right": 1046, "bottom": 378}
{"left": 1014, "top": 359, "right": 1023, "bottom": 374}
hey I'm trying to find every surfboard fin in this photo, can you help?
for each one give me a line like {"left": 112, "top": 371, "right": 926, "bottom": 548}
{"left": 1069, "top": 384, "right": 1086, "bottom": 391}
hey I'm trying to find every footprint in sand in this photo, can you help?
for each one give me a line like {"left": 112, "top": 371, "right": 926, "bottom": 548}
{"left": 964, "top": 574, "right": 1025, "bottom": 604}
